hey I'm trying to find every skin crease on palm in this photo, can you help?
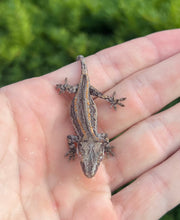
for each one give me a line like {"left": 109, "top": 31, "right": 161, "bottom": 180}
{"left": 0, "top": 29, "right": 180, "bottom": 220}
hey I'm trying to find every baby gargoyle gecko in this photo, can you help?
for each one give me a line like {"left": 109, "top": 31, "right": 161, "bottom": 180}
{"left": 56, "top": 55, "right": 126, "bottom": 178}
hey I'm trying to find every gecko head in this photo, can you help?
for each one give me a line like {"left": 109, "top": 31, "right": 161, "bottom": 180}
{"left": 78, "top": 141, "right": 104, "bottom": 178}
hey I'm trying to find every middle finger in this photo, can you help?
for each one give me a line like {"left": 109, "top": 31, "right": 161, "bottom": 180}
{"left": 97, "top": 52, "right": 180, "bottom": 137}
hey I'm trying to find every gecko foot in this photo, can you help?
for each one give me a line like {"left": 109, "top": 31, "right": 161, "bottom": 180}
{"left": 56, "top": 78, "right": 68, "bottom": 94}
{"left": 65, "top": 146, "right": 77, "bottom": 160}
{"left": 108, "top": 91, "right": 126, "bottom": 110}
{"left": 56, "top": 78, "right": 78, "bottom": 94}
{"left": 104, "top": 144, "right": 114, "bottom": 156}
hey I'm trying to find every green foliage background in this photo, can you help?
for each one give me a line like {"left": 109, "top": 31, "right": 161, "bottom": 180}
{"left": 0, "top": 0, "right": 179, "bottom": 218}
{"left": 1, "top": 0, "right": 180, "bottom": 87}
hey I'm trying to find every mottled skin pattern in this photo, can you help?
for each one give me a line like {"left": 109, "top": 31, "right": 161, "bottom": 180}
{"left": 56, "top": 55, "right": 126, "bottom": 178}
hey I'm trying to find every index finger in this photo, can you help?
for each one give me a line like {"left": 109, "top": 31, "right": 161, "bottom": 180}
{"left": 45, "top": 29, "right": 180, "bottom": 91}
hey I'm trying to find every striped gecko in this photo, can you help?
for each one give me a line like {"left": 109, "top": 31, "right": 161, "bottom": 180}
{"left": 56, "top": 55, "right": 126, "bottom": 178}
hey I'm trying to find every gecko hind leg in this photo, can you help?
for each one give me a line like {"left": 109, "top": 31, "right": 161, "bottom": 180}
{"left": 90, "top": 86, "right": 126, "bottom": 110}
{"left": 56, "top": 78, "right": 79, "bottom": 94}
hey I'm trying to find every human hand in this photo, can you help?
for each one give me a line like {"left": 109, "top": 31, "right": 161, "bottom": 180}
{"left": 0, "top": 29, "right": 180, "bottom": 220}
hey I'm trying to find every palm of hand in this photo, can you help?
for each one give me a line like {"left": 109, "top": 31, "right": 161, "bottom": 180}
{"left": 0, "top": 30, "right": 180, "bottom": 220}
{"left": 1, "top": 77, "right": 116, "bottom": 220}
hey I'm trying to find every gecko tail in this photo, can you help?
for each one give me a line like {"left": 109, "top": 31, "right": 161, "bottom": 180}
{"left": 76, "top": 55, "right": 84, "bottom": 60}
{"left": 77, "top": 55, "right": 88, "bottom": 75}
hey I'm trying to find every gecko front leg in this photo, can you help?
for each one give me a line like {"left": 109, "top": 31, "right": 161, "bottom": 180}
{"left": 104, "top": 143, "right": 114, "bottom": 156}
{"left": 98, "top": 133, "right": 114, "bottom": 156}
{"left": 56, "top": 78, "right": 79, "bottom": 94}
{"left": 90, "top": 86, "right": 126, "bottom": 109}
{"left": 65, "top": 135, "right": 79, "bottom": 160}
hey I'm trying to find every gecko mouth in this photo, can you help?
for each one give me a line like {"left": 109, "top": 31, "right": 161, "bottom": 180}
{"left": 80, "top": 161, "right": 99, "bottom": 178}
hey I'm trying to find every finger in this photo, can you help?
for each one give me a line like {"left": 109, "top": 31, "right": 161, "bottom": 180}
{"left": 112, "top": 149, "right": 180, "bottom": 220}
{"left": 44, "top": 30, "right": 180, "bottom": 139}
{"left": 43, "top": 30, "right": 180, "bottom": 135}
{"left": 94, "top": 29, "right": 180, "bottom": 88}
{"left": 44, "top": 29, "right": 180, "bottom": 90}
{"left": 103, "top": 102, "right": 180, "bottom": 190}
{"left": 0, "top": 94, "right": 21, "bottom": 217}
{"left": 97, "top": 51, "right": 180, "bottom": 137}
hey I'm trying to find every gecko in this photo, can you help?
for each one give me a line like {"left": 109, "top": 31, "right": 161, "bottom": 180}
{"left": 56, "top": 55, "right": 126, "bottom": 178}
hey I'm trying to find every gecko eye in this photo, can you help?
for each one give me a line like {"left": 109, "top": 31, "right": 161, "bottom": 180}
{"left": 78, "top": 144, "right": 85, "bottom": 156}
{"left": 83, "top": 139, "right": 88, "bottom": 142}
